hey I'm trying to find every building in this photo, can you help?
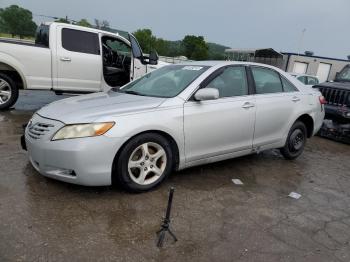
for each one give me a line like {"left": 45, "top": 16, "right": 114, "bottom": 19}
{"left": 225, "top": 48, "right": 350, "bottom": 82}
{"left": 281, "top": 53, "right": 349, "bottom": 82}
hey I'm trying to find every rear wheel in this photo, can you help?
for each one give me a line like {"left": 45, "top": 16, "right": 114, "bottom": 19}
{"left": 114, "top": 133, "right": 174, "bottom": 192}
{"left": 280, "top": 121, "right": 307, "bottom": 160}
{"left": 0, "top": 73, "right": 19, "bottom": 110}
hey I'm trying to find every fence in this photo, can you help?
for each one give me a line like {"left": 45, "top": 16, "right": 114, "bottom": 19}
{"left": 158, "top": 56, "right": 192, "bottom": 64}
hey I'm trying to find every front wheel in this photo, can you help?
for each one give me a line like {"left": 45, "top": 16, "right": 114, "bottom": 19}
{"left": 0, "top": 73, "right": 19, "bottom": 110}
{"left": 114, "top": 133, "right": 174, "bottom": 192}
{"left": 280, "top": 121, "right": 307, "bottom": 160}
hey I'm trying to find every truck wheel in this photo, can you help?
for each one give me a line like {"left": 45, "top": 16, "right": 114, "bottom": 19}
{"left": 0, "top": 73, "right": 19, "bottom": 110}
{"left": 114, "top": 133, "right": 174, "bottom": 192}
{"left": 280, "top": 121, "right": 307, "bottom": 160}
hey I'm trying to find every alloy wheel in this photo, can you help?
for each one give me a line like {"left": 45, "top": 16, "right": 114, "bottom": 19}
{"left": 128, "top": 142, "right": 167, "bottom": 185}
{"left": 0, "top": 79, "right": 11, "bottom": 105}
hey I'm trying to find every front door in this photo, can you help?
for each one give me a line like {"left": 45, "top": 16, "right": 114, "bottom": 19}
{"left": 128, "top": 34, "right": 147, "bottom": 80}
{"left": 55, "top": 27, "right": 102, "bottom": 92}
{"left": 184, "top": 66, "right": 256, "bottom": 163}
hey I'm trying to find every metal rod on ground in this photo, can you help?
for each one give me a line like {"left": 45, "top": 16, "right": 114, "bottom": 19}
{"left": 157, "top": 187, "right": 177, "bottom": 247}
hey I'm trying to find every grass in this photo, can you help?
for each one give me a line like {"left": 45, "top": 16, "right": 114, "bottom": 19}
{"left": 0, "top": 32, "right": 34, "bottom": 40}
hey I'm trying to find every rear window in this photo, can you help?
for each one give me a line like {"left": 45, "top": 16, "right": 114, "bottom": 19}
{"left": 281, "top": 77, "right": 298, "bottom": 92}
{"left": 35, "top": 24, "right": 50, "bottom": 47}
{"left": 251, "top": 67, "right": 283, "bottom": 94}
{"left": 307, "top": 76, "right": 319, "bottom": 85}
{"left": 61, "top": 28, "right": 100, "bottom": 55}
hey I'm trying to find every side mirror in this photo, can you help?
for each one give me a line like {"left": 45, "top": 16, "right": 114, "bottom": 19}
{"left": 149, "top": 50, "right": 159, "bottom": 65}
{"left": 194, "top": 88, "right": 219, "bottom": 101}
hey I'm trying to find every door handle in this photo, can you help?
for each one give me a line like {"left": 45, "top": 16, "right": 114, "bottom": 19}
{"left": 60, "top": 57, "right": 71, "bottom": 62}
{"left": 292, "top": 96, "right": 301, "bottom": 102}
{"left": 134, "top": 66, "right": 141, "bottom": 70}
{"left": 242, "top": 102, "right": 255, "bottom": 109}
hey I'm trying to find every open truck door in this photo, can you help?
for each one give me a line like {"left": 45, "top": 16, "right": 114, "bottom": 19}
{"left": 128, "top": 33, "right": 159, "bottom": 80}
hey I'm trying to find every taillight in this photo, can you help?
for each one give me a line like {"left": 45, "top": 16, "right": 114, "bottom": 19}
{"left": 319, "top": 95, "right": 327, "bottom": 104}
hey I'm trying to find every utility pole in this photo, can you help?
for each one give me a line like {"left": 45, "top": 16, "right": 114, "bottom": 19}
{"left": 297, "top": 28, "right": 306, "bottom": 57}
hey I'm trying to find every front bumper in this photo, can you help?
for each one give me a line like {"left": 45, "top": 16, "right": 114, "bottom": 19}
{"left": 325, "top": 104, "right": 350, "bottom": 123}
{"left": 23, "top": 114, "right": 127, "bottom": 186}
{"left": 25, "top": 134, "right": 126, "bottom": 186}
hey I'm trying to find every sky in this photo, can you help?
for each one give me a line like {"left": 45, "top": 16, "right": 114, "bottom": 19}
{"left": 1, "top": 0, "right": 349, "bottom": 59}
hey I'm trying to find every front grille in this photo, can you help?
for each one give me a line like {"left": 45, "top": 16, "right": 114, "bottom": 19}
{"left": 28, "top": 122, "right": 54, "bottom": 139}
{"left": 318, "top": 87, "right": 350, "bottom": 106}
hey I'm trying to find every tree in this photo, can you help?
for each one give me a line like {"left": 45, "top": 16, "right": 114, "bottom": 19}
{"left": 0, "top": 5, "right": 37, "bottom": 38}
{"left": 181, "top": 35, "right": 208, "bottom": 60}
{"left": 133, "top": 28, "right": 157, "bottom": 54}
{"left": 154, "top": 38, "right": 169, "bottom": 56}
{"left": 94, "top": 19, "right": 110, "bottom": 30}
{"left": 55, "top": 17, "right": 70, "bottom": 24}
{"left": 75, "top": 19, "right": 91, "bottom": 28}
{"left": 347, "top": 55, "right": 350, "bottom": 61}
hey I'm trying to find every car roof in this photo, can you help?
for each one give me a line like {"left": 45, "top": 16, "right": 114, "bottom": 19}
{"left": 45, "top": 22, "right": 129, "bottom": 41}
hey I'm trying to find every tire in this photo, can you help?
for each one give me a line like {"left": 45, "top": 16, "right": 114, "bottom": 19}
{"left": 0, "top": 73, "right": 19, "bottom": 110}
{"left": 280, "top": 121, "right": 307, "bottom": 160}
{"left": 114, "top": 133, "right": 174, "bottom": 192}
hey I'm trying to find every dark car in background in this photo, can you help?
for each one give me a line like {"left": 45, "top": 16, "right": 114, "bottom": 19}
{"left": 314, "top": 64, "right": 350, "bottom": 143}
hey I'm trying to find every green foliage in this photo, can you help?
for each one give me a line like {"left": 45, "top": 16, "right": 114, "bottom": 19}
{"left": 133, "top": 28, "right": 228, "bottom": 60}
{"left": 75, "top": 19, "right": 92, "bottom": 28}
{"left": 207, "top": 42, "right": 230, "bottom": 60}
{"left": 132, "top": 29, "right": 181, "bottom": 58}
{"left": 55, "top": 18, "right": 70, "bottom": 24}
{"left": 182, "top": 35, "right": 209, "bottom": 60}
{"left": 133, "top": 29, "right": 157, "bottom": 54}
{"left": 0, "top": 5, "right": 37, "bottom": 38}
{"left": 94, "top": 19, "right": 110, "bottom": 30}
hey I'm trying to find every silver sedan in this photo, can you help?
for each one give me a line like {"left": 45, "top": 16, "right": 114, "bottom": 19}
{"left": 24, "top": 61, "right": 325, "bottom": 192}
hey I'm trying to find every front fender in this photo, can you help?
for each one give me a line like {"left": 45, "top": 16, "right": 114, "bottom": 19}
{"left": 102, "top": 106, "right": 185, "bottom": 168}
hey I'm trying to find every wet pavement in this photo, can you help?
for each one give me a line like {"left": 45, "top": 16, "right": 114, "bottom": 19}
{"left": 1, "top": 91, "right": 350, "bottom": 262}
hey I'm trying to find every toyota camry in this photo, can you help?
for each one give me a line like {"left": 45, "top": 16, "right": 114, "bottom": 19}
{"left": 23, "top": 61, "right": 325, "bottom": 192}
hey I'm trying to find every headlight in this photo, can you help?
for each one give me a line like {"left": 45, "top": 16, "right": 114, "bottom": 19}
{"left": 52, "top": 122, "right": 115, "bottom": 141}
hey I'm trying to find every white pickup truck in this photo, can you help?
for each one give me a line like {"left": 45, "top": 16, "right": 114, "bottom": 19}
{"left": 0, "top": 22, "right": 165, "bottom": 110}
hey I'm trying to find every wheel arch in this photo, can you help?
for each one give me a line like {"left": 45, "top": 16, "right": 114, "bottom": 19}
{"left": 111, "top": 130, "right": 180, "bottom": 184}
{"left": 295, "top": 114, "right": 314, "bottom": 138}
{"left": 0, "top": 58, "right": 27, "bottom": 89}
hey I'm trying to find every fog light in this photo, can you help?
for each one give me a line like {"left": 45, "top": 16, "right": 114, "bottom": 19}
{"left": 346, "top": 112, "right": 350, "bottom": 117}
{"left": 47, "top": 168, "right": 76, "bottom": 177}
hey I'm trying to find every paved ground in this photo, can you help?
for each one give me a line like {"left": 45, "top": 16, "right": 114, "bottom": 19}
{"left": 0, "top": 91, "right": 350, "bottom": 262}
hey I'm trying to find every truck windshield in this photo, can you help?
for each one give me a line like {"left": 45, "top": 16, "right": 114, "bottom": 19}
{"left": 337, "top": 66, "right": 350, "bottom": 82}
{"left": 113, "top": 65, "right": 209, "bottom": 98}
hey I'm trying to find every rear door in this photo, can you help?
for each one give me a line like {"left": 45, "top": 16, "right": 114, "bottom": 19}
{"left": 55, "top": 27, "right": 102, "bottom": 92}
{"left": 250, "top": 66, "right": 301, "bottom": 148}
{"left": 184, "top": 66, "right": 256, "bottom": 163}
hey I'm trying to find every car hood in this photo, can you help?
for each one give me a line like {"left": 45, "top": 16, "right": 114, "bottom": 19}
{"left": 37, "top": 91, "right": 166, "bottom": 124}
{"left": 315, "top": 81, "right": 350, "bottom": 91}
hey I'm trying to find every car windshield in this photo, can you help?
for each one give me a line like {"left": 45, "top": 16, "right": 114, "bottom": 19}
{"left": 337, "top": 66, "right": 350, "bottom": 82}
{"left": 113, "top": 65, "right": 209, "bottom": 98}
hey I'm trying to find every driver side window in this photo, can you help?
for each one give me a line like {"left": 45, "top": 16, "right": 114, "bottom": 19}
{"left": 204, "top": 66, "right": 248, "bottom": 98}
